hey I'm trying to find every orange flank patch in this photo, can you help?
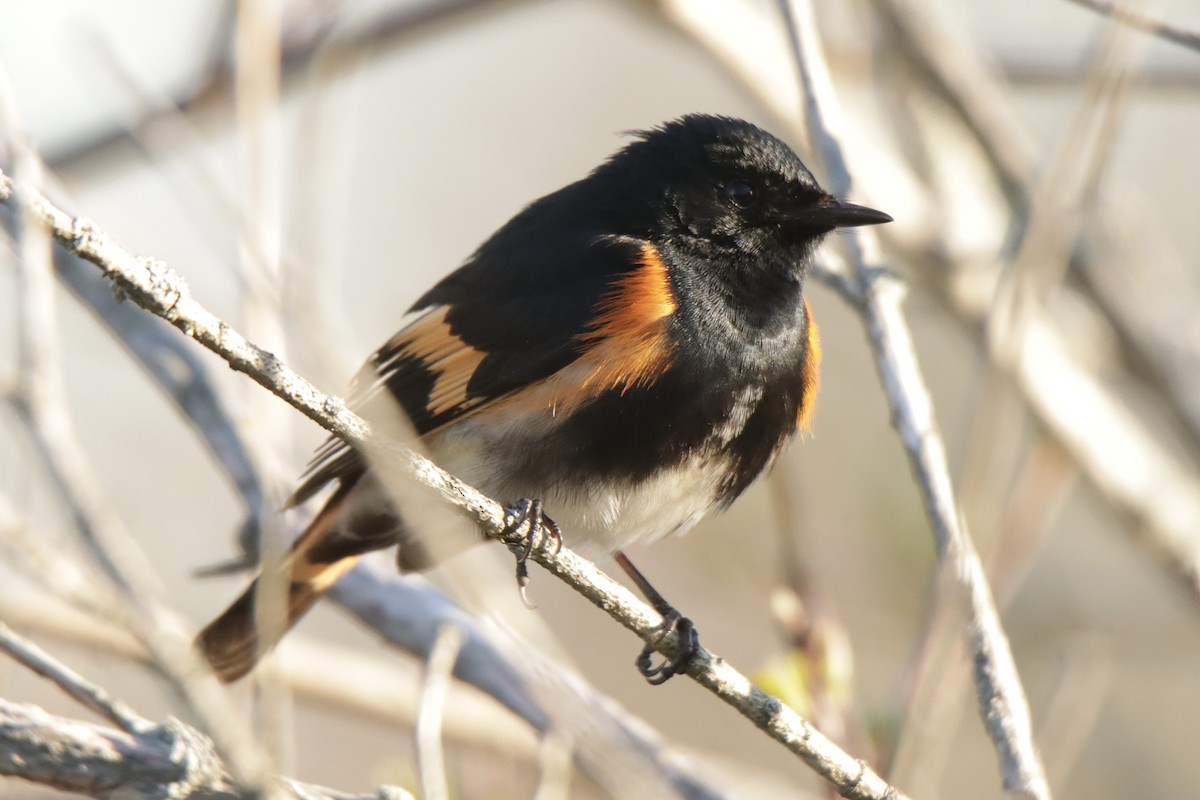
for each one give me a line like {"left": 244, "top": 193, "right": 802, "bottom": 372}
{"left": 797, "top": 297, "right": 821, "bottom": 432}
{"left": 390, "top": 307, "right": 488, "bottom": 417}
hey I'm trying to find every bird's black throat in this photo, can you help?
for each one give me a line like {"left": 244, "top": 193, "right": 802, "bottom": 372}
{"left": 661, "top": 234, "right": 814, "bottom": 378}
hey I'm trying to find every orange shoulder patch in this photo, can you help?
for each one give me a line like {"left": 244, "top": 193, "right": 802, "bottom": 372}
{"left": 471, "top": 243, "right": 677, "bottom": 422}
{"left": 575, "top": 242, "right": 677, "bottom": 395}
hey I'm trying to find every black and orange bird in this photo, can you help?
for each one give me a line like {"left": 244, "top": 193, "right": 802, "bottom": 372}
{"left": 197, "top": 114, "right": 891, "bottom": 683}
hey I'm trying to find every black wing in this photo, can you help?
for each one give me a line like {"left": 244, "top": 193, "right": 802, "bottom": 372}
{"left": 288, "top": 225, "right": 654, "bottom": 506}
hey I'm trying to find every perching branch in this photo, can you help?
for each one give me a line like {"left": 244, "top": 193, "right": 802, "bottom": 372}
{"left": 778, "top": 1, "right": 1050, "bottom": 797}
{"left": 0, "top": 170, "right": 909, "bottom": 800}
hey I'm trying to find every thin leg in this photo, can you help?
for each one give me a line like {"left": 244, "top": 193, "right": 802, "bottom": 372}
{"left": 613, "top": 550, "right": 700, "bottom": 685}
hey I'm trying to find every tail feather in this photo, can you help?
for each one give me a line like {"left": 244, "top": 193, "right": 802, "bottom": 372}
{"left": 196, "top": 489, "right": 363, "bottom": 682}
{"left": 195, "top": 554, "right": 361, "bottom": 682}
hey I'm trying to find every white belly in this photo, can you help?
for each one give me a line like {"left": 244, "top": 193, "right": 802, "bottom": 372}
{"left": 426, "top": 424, "right": 727, "bottom": 553}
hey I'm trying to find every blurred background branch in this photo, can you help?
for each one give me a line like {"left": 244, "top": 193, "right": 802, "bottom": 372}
{"left": 1062, "top": 0, "right": 1200, "bottom": 51}
{"left": 0, "top": 621, "right": 414, "bottom": 800}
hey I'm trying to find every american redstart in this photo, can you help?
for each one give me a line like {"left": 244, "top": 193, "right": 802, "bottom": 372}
{"left": 197, "top": 114, "right": 891, "bottom": 683}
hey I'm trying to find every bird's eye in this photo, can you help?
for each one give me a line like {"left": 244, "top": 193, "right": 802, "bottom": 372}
{"left": 723, "top": 180, "right": 757, "bottom": 209}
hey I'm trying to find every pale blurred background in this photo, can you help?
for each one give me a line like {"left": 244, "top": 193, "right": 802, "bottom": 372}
{"left": 2, "top": 1, "right": 1199, "bottom": 798}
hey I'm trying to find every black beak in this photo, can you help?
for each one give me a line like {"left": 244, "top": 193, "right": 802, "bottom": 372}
{"left": 796, "top": 197, "right": 893, "bottom": 229}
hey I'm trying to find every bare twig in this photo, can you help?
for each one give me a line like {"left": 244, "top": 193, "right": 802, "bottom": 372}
{"left": 1077, "top": 203, "right": 1200, "bottom": 456}
{"left": 954, "top": 0, "right": 1143, "bottom": 625}
{"left": 777, "top": 1, "right": 1050, "bottom": 797}
{"left": 988, "top": 0, "right": 1144, "bottom": 349}
{"left": 0, "top": 494, "right": 546, "bottom": 784}
{"left": 0, "top": 490, "right": 126, "bottom": 621}
{"left": 869, "top": 0, "right": 1200, "bottom": 610}
{"left": 867, "top": 0, "right": 1037, "bottom": 200}
{"left": 1062, "top": 0, "right": 1200, "bottom": 52}
{"left": 532, "top": 731, "right": 574, "bottom": 800}
{"left": 1001, "top": 312, "right": 1200, "bottom": 592}
{"left": 48, "top": 0, "right": 528, "bottom": 174}
{"left": 0, "top": 168, "right": 910, "bottom": 800}
{"left": 15, "top": 610, "right": 539, "bottom": 760}
{"left": 766, "top": 465, "right": 857, "bottom": 748}
{"left": 326, "top": 563, "right": 547, "bottom": 730}
{"left": 889, "top": 439, "right": 1079, "bottom": 791}
{"left": 0, "top": 469, "right": 547, "bottom": 761}
{"left": 0, "top": 556, "right": 541, "bottom": 763}
{"left": 953, "top": 0, "right": 1144, "bottom": 674}
{"left": 0, "top": 699, "right": 237, "bottom": 800}
{"left": 50, "top": 250, "right": 271, "bottom": 534}
{"left": 232, "top": 0, "right": 294, "bottom": 770}
{"left": 873, "top": 0, "right": 1200, "bottom": 459}
{"left": 332, "top": 564, "right": 740, "bottom": 800}
{"left": 0, "top": 622, "right": 148, "bottom": 735}
{"left": 4, "top": 95, "right": 139, "bottom": 602}
{"left": 1036, "top": 636, "right": 1114, "bottom": 793}
{"left": 416, "top": 623, "right": 466, "bottom": 800}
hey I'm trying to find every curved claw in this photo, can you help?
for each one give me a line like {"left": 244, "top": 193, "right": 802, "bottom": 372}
{"left": 503, "top": 498, "right": 562, "bottom": 608}
{"left": 636, "top": 609, "right": 700, "bottom": 685}
{"left": 517, "top": 578, "right": 537, "bottom": 610}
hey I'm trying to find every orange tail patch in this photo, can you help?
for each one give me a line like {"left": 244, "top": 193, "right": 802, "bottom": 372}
{"left": 196, "top": 491, "right": 360, "bottom": 683}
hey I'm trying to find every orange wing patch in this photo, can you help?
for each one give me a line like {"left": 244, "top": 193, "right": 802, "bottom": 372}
{"left": 797, "top": 297, "right": 821, "bottom": 432}
{"left": 386, "top": 307, "right": 487, "bottom": 417}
